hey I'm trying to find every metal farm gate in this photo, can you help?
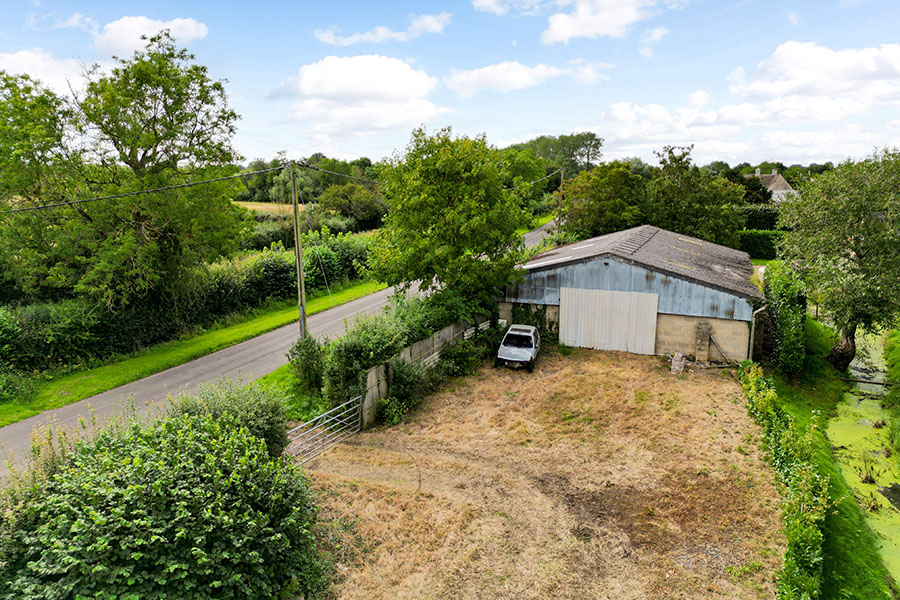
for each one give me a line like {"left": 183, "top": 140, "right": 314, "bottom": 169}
{"left": 285, "top": 395, "right": 361, "bottom": 464}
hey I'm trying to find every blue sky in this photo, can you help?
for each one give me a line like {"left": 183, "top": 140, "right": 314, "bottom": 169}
{"left": 3, "top": 0, "right": 900, "bottom": 166}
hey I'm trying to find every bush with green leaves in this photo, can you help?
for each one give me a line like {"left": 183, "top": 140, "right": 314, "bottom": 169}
{"left": 0, "top": 230, "right": 372, "bottom": 374}
{"left": 288, "top": 334, "right": 326, "bottom": 397}
{"left": 738, "top": 205, "right": 780, "bottom": 231}
{"left": 0, "top": 413, "right": 324, "bottom": 599}
{"left": 739, "top": 229, "right": 784, "bottom": 259}
{"left": 0, "top": 366, "right": 34, "bottom": 403}
{"left": 764, "top": 261, "right": 807, "bottom": 376}
{"left": 739, "top": 363, "right": 829, "bottom": 599}
{"left": 378, "top": 358, "right": 426, "bottom": 425}
{"left": 439, "top": 338, "right": 482, "bottom": 377}
{"left": 170, "top": 379, "right": 289, "bottom": 457}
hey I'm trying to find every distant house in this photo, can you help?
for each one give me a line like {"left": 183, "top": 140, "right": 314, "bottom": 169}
{"left": 500, "top": 225, "right": 763, "bottom": 362}
{"left": 745, "top": 168, "right": 796, "bottom": 202}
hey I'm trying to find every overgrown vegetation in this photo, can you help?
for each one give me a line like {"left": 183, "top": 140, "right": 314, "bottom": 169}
{"left": 739, "top": 362, "right": 829, "bottom": 598}
{"left": 739, "top": 229, "right": 784, "bottom": 259}
{"left": 764, "top": 261, "right": 808, "bottom": 376}
{"left": 885, "top": 330, "right": 900, "bottom": 460}
{"left": 0, "top": 400, "right": 325, "bottom": 598}
{"left": 767, "top": 320, "right": 896, "bottom": 599}
{"left": 0, "top": 230, "right": 369, "bottom": 375}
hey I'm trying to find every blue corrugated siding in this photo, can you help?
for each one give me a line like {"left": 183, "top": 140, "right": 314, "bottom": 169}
{"left": 506, "top": 257, "right": 753, "bottom": 321}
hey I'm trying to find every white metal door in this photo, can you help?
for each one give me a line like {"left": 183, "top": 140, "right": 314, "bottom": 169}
{"left": 559, "top": 288, "right": 658, "bottom": 354}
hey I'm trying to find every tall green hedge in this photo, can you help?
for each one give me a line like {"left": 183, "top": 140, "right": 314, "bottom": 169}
{"left": 0, "top": 413, "right": 324, "bottom": 599}
{"left": 739, "top": 363, "right": 829, "bottom": 599}
{"left": 0, "top": 230, "right": 370, "bottom": 373}
{"left": 738, "top": 205, "right": 780, "bottom": 230}
{"left": 764, "top": 261, "right": 807, "bottom": 376}
{"left": 739, "top": 229, "right": 784, "bottom": 259}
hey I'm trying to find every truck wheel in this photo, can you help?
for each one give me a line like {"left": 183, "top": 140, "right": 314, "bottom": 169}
{"left": 494, "top": 357, "right": 500, "bottom": 368}
{"left": 526, "top": 359, "right": 534, "bottom": 373}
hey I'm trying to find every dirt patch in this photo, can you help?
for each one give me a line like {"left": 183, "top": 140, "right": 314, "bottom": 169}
{"left": 305, "top": 349, "right": 784, "bottom": 599}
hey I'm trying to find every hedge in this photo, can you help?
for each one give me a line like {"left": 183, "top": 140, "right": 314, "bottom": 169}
{"left": 739, "top": 363, "right": 829, "bottom": 599}
{"left": 763, "top": 261, "right": 807, "bottom": 377}
{"left": 0, "top": 230, "right": 371, "bottom": 373}
{"left": 739, "top": 229, "right": 784, "bottom": 259}
{"left": 0, "top": 412, "right": 324, "bottom": 599}
{"left": 738, "top": 205, "right": 780, "bottom": 230}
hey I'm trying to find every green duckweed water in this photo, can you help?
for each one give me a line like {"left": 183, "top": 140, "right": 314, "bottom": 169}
{"left": 826, "top": 334, "right": 900, "bottom": 581}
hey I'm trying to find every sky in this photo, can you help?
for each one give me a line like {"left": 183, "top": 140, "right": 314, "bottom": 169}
{"left": 2, "top": 0, "right": 900, "bottom": 166}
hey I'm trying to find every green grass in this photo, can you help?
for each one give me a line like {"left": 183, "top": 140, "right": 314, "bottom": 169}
{"left": 751, "top": 258, "right": 773, "bottom": 266}
{"left": 253, "top": 363, "right": 329, "bottom": 422}
{"left": 768, "top": 320, "right": 897, "bottom": 599}
{"left": 0, "top": 280, "right": 386, "bottom": 428}
{"left": 515, "top": 212, "right": 555, "bottom": 236}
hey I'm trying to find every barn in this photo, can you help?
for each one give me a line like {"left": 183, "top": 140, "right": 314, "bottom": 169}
{"left": 499, "top": 225, "right": 764, "bottom": 362}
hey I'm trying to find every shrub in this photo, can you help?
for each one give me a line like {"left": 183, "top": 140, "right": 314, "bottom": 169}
{"left": 170, "top": 379, "right": 289, "bottom": 458}
{"left": 288, "top": 334, "right": 326, "bottom": 397}
{"left": 739, "top": 363, "right": 829, "bottom": 599}
{"left": 439, "top": 339, "right": 482, "bottom": 377}
{"left": 739, "top": 229, "right": 784, "bottom": 259}
{"left": 764, "top": 261, "right": 807, "bottom": 377}
{"left": 0, "top": 367, "right": 34, "bottom": 404}
{"left": 511, "top": 303, "right": 557, "bottom": 342}
{"left": 0, "top": 413, "right": 324, "bottom": 599}
{"left": 738, "top": 205, "right": 780, "bottom": 231}
{"left": 378, "top": 358, "right": 425, "bottom": 425}
{"left": 239, "top": 218, "right": 294, "bottom": 251}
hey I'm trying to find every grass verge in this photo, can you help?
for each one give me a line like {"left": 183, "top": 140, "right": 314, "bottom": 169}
{"left": 768, "top": 319, "right": 896, "bottom": 598}
{"left": 515, "top": 212, "right": 554, "bottom": 236}
{"left": 0, "top": 280, "right": 386, "bottom": 428}
{"left": 752, "top": 258, "right": 773, "bottom": 266}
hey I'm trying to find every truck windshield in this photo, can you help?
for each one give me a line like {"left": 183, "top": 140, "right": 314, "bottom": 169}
{"left": 503, "top": 334, "right": 533, "bottom": 349}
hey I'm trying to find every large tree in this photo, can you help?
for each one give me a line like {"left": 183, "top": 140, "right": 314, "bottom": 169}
{"left": 645, "top": 146, "right": 746, "bottom": 247}
{"left": 559, "top": 161, "right": 646, "bottom": 239}
{"left": 370, "top": 127, "right": 527, "bottom": 311}
{"left": 780, "top": 149, "right": 900, "bottom": 370}
{"left": 506, "top": 131, "right": 603, "bottom": 174}
{"left": 0, "top": 33, "right": 248, "bottom": 307}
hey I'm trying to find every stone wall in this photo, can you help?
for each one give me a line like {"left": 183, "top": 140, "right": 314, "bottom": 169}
{"left": 654, "top": 313, "right": 750, "bottom": 362}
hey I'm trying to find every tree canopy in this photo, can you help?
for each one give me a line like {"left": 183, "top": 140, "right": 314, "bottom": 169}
{"left": 780, "top": 149, "right": 900, "bottom": 370}
{"left": 558, "top": 161, "right": 646, "bottom": 239}
{"left": 505, "top": 131, "right": 603, "bottom": 174}
{"left": 370, "top": 127, "right": 527, "bottom": 311}
{"left": 645, "top": 146, "right": 746, "bottom": 247}
{"left": 0, "top": 32, "right": 248, "bottom": 308}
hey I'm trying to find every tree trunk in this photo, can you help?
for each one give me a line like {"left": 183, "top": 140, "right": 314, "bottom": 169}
{"left": 826, "top": 323, "right": 857, "bottom": 372}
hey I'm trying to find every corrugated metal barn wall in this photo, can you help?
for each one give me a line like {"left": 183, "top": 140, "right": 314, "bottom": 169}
{"left": 506, "top": 256, "right": 753, "bottom": 321}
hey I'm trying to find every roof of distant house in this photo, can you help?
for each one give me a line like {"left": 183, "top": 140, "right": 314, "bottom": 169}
{"left": 523, "top": 225, "right": 763, "bottom": 299}
{"left": 744, "top": 168, "right": 795, "bottom": 193}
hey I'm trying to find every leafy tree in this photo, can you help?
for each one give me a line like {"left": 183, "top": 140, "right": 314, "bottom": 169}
{"left": 370, "top": 127, "right": 527, "bottom": 311}
{"left": 0, "top": 33, "right": 249, "bottom": 307}
{"left": 559, "top": 161, "right": 646, "bottom": 239}
{"left": 506, "top": 131, "right": 603, "bottom": 173}
{"left": 501, "top": 147, "right": 552, "bottom": 211}
{"left": 723, "top": 168, "right": 773, "bottom": 204}
{"left": 780, "top": 149, "right": 900, "bottom": 370}
{"left": 645, "top": 146, "right": 746, "bottom": 247}
{"left": 318, "top": 182, "right": 387, "bottom": 230}
{"left": 623, "top": 156, "right": 655, "bottom": 180}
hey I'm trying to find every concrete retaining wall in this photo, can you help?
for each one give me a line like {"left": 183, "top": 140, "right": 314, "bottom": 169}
{"left": 359, "top": 319, "right": 492, "bottom": 429}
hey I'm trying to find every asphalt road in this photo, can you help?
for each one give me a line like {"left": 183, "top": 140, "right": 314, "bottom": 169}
{"left": 0, "top": 221, "right": 555, "bottom": 474}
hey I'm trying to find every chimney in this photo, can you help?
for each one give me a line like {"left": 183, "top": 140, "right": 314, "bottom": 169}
{"left": 755, "top": 167, "right": 760, "bottom": 176}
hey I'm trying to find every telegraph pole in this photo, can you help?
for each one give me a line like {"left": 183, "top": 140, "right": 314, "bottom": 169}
{"left": 290, "top": 162, "right": 308, "bottom": 337}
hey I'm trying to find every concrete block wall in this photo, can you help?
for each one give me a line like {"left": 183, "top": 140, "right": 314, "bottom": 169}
{"left": 654, "top": 313, "right": 750, "bottom": 362}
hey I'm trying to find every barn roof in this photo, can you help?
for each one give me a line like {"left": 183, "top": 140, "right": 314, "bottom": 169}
{"left": 523, "top": 225, "right": 763, "bottom": 299}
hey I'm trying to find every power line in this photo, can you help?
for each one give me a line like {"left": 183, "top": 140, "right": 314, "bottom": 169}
{"left": 294, "top": 161, "right": 378, "bottom": 185}
{"left": 0, "top": 165, "right": 288, "bottom": 215}
{"left": 504, "top": 168, "right": 563, "bottom": 192}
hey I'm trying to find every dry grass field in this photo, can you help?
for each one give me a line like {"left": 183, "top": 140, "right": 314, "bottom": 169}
{"left": 306, "top": 348, "right": 784, "bottom": 599}
{"left": 234, "top": 200, "right": 296, "bottom": 216}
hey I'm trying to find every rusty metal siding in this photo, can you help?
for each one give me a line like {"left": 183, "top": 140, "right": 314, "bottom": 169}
{"left": 507, "top": 257, "right": 753, "bottom": 321}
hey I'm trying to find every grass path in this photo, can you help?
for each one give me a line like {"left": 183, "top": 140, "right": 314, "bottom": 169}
{"left": 0, "top": 281, "right": 386, "bottom": 427}
{"left": 515, "top": 212, "right": 554, "bottom": 236}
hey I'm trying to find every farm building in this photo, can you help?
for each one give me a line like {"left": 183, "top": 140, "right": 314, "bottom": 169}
{"left": 500, "top": 225, "right": 764, "bottom": 361}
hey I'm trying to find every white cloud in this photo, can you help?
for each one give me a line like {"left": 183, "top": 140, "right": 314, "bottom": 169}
{"left": 447, "top": 59, "right": 610, "bottom": 98}
{"left": 54, "top": 12, "right": 99, "bottom": 34}
{"left": 315, "top": 13, "right": 451, "bottom": 46}
{"left": 641, "top": 26, "right": 668, "bottom": 43}
{"left": 94, "top": 16, "right": 208, "bottom": 56}
{"left": 542, "top": 0, "right": 656, "bottom": 44}
{"left": 729, "top": 41, "right": 900, "bottom": 122}
{"left": 471, "top": 0, "right": 545, "bottom": 16}
{"left": 273, "top": 55, "right": 446, "bottom": 145}
{"left": 0, "top": 48, "right": 87, "bottom": 94}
